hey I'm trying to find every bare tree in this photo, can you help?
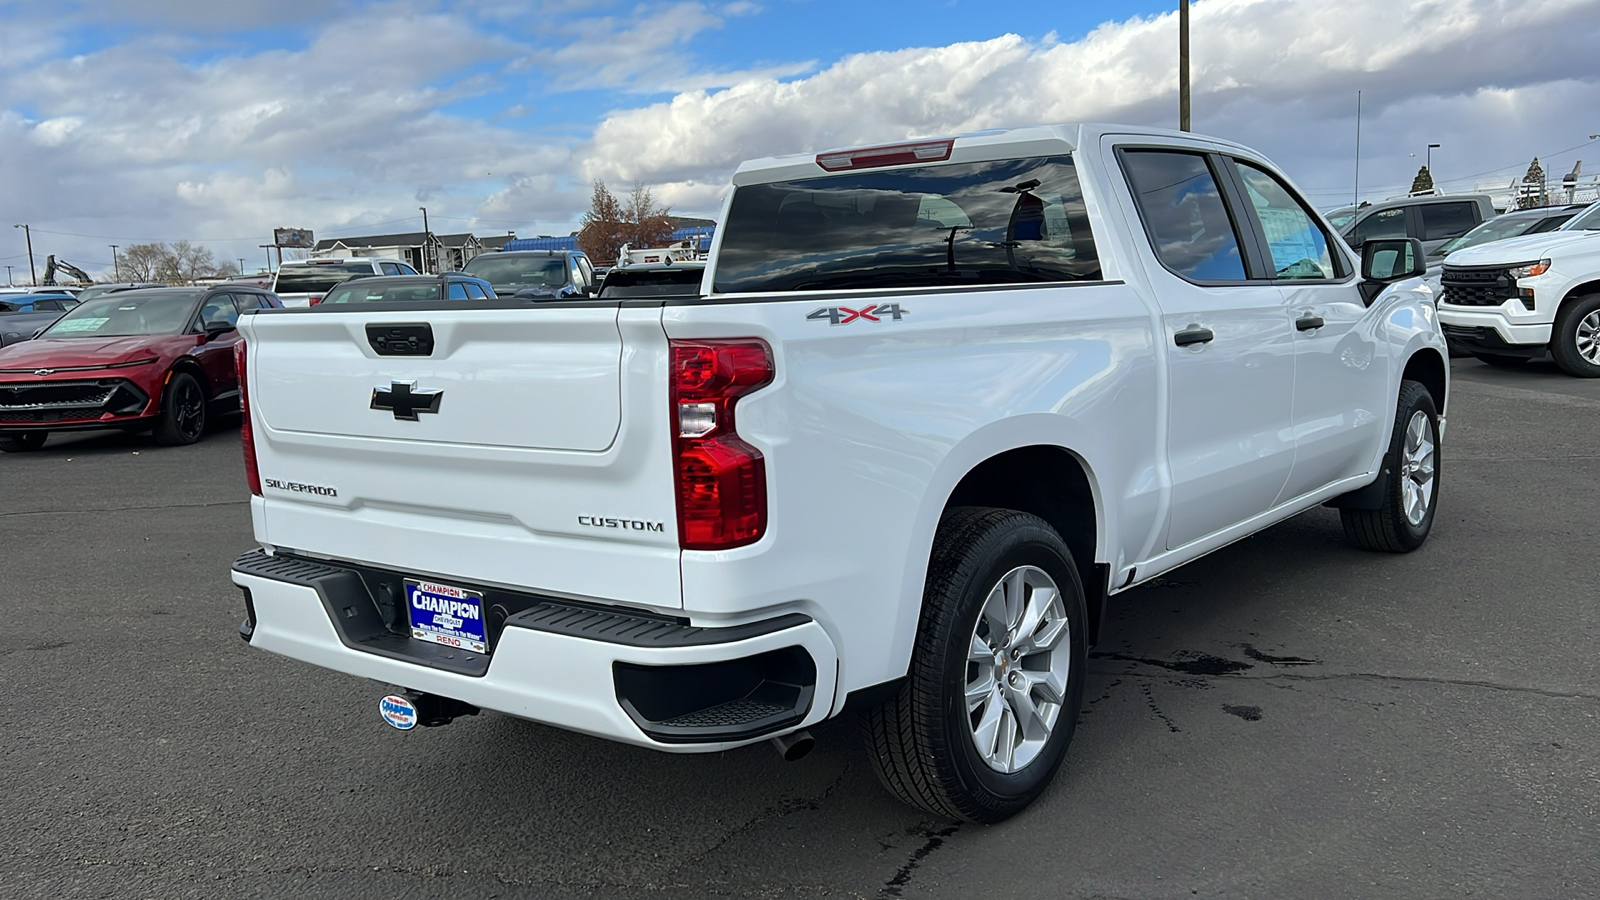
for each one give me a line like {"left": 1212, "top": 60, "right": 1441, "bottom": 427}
{"left": 157, "top": 240, "right": 221, "bottom": 284}
{"left": 118, "top": 243, "right": 168, "bottom": 281}
{"left": 624, "top": 182, "right": 676, "bottom": 249}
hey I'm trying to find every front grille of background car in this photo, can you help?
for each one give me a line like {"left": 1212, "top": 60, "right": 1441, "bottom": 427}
{"left": 1440, "top": 266, "right": 1518, "bottom": 307}
{"left": 0, "top": 379, "right": 148, "bottom": 422}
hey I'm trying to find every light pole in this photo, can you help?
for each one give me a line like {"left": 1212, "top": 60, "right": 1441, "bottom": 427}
{"left": 110, "top": 244, "right": 120, "bottom": 281}
{"left": 13, "top": 224, "right": 36, "bottom": 285}
{"left": 4, "top": 265, "right": 12, "bottom": 286}
{"left": 419, "top": 206, "right": 433, "bottom": 273}
{"left": 238, "top": 258, "right": 246, "bottom": 275}
{"left": 1178, "top": 0, "right": 1190, "bottom": 132}
{"left": 1426, "top": 143, "right": 1440, "bottom": 182}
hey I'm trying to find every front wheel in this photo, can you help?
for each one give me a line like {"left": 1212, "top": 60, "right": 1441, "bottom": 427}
{"left": 861, "top": 507, "right": 1086, "bottom": 823}
{"left": 1550, "top": 294, "right": 1600, "bottom": 378}
{"left": 0, "top": 431, "right": 47, "bottom": 452}
{"left": 152, "top": 371, "right": 207, "bottom": 446}
{"left": 1341, "top": 380, "right": 1440, "bottom": 552}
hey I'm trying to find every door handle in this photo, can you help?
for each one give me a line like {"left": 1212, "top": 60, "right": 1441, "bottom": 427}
{"left": 1173, "top": 325, "right": 1214, "bottom": 347}
{"left": 1295, "top": 314, "right": 1325, "bottom": 331}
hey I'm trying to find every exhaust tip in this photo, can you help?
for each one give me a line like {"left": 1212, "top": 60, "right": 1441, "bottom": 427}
{"left": 770, "top": 729, "right": 815, "bottom": 762}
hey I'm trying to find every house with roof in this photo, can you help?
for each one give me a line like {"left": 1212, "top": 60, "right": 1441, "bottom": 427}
{"left": 312, "top": 232, "right": 484, "bottom": 272}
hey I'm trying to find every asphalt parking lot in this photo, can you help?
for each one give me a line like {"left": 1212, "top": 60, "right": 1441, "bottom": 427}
{"left": 3, "top": 357, "right": 1598, "bottom": 899}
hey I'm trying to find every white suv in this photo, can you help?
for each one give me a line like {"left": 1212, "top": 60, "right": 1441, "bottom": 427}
{"left": 271, "top": 258, "right": 418, "bottom": 308}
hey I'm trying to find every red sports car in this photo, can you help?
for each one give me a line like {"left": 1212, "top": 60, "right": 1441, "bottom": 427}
{"left": 0, "top": 285, "right": 280, "bottom": 452}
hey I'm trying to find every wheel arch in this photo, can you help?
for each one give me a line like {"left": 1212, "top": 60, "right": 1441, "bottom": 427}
{"left": 1401, "top": 345, "right": 1447, "bottom": 414}
{"left": 164, "top": 358, "right": 210, "bottom": 401}
{"left": 940, "top": 444, "right": 1107, "bottom": 647}
{"left": 1559, "top": 280, "right": 1600, "bottom": 311}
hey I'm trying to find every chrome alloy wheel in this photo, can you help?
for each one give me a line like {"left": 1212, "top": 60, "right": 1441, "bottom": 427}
{"left": 1401, "top": 409, "right": 1436, "bottom": 527}
{"left": 1577, "top": 309, "right": 1600, "bottom": 365}
{"left": 965, "top": 565, "right": 1071, "bottom": 774}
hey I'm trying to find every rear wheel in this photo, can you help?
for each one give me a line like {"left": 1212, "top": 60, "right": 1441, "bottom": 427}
{"left": 1550, "top": 294, "right": 1600, "bottom": 378}
{"left": 861, "top": 507, "right": 1086, "bottom": 823}
{"left": 1341, "top": 380, "right": 1439, "bottom": 552}
{"left": 0, "top": 431, "right": 47, "bottom": 452}
{"left": 152, "top": 372, "right": 207, "bottom": 446}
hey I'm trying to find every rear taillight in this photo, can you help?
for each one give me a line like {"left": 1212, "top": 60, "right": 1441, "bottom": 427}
{"left": 308, "top": 295, "right": 324, "bottom": 306}
{"left": 235, "top": 339, "right": 261, "bottom": 496}
{"left": 670, "top": 339, "right": 774, "bottom": 550}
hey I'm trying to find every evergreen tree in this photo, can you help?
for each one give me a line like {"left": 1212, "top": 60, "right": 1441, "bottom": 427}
{"left": 1409, "top": 166, "right": 1434, "bottom": 195}
{"left": 1519, "top": 157, "right": 1547, "bottom": 209}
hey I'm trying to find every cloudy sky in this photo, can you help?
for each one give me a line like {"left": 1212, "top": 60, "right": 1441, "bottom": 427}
{"left": 2, "top": 0, "right": 1597, "bottom": 281}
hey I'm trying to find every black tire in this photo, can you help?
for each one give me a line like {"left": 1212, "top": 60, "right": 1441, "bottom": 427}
{"left": 0, "top": 431, "right": 47, "bottom": 452}
{"left": 861, "top": 507, "right": 1087, "bottom": 824}
{"left": 1341, "top": 380, "right": 1440, "bottom": 552}
{"left": 152, "top": 371, "right": 207, "bottom": 446}
{"left": 1550, "top": 293, "right": 1600, "bottom": 378}
{"left": 1472, "top": 353, "right": 1528, "bottom": 368}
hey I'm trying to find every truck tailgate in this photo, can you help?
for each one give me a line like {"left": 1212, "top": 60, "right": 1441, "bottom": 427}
{"left": 240, "top": 306, "right": 683, "bottom": 610}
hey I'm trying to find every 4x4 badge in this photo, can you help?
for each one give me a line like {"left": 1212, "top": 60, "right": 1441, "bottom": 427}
{"left": 806, "top": 303, "right": 908, "bottom": 325}
{"left": 371, "top": 381, "right": 443, "bottom": 421}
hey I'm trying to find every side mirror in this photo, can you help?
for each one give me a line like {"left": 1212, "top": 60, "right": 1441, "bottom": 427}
{"left": 1358, "top": 238, "right": 1425, "bottom": 305}
{"left": 202, "top": 318, "right": 236, "bottom": 340}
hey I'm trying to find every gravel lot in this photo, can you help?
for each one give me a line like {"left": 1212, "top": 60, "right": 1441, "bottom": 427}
{"left": 2, "top": 357, "right": 1597, "bottom": 899}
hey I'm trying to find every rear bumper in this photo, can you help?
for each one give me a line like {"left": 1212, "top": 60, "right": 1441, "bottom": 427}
{"left": 232, "top": 550, "right": 838, "bottom": 751}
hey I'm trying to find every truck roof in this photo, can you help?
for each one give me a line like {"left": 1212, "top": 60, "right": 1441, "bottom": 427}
{"left": 730, "top": 123, "right": 1260, "bottom": 185}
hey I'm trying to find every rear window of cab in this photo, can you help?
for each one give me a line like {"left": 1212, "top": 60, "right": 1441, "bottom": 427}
{"left": 713, "top": 155, "right": 1101, "bottom": 294}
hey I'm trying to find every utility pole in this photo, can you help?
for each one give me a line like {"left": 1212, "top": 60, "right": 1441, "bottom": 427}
{"left": 110, "top": 245, "right": 120, "bottom": 281}
{"left": 419, "top": 206, "right": 433, "bottom": 274}
{"left": 237, "top": 258, "right": 246, "bottom": 275}
{"left": 1178, "top": 0, "right": 1191, "bottom": 132}
{"left": 5, "top": 265, "right": 12, "bottom": 286}
{"left": 13, "top": 223, "right": 36, "bottom": 285}
{"left": 1353, "top": 91, "right": 1362, "bottom": 209}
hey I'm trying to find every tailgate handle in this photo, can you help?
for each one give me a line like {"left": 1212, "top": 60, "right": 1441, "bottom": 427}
{"left": 366, "top": 323, "right": 434, "bottom": 357}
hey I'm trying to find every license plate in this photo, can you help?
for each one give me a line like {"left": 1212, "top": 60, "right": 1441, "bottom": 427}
{"left": 405, "top": 579, "right": 488, "bottom": 655}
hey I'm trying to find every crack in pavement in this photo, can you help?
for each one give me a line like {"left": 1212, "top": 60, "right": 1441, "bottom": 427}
{"left": 0, "top": 500, "right": 249, "bottom": 519}
{"left": 878, "top": 822, "right": 961, "bottom": 898}
{"left": 1087, "top": 664, "right": 1600, "bottom": 702}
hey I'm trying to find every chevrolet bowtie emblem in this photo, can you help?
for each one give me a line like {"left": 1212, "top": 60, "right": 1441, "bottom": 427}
{"left": 34, "top": 369, "right": 54, "bottom": 376}
{"left": 371, "top": 381, "right": 443, "bottom": 421}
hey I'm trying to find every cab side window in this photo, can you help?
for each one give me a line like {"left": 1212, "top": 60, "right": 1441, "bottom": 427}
{"left": 1419, "top": 202, "right": 1478, "bottom": 241}
{"left": 447, "top": 282, "right": 470, "bottom": 300}
{"left": 463, "top": 282, "right": 489, "bottom": 300}
{"left": 198, "top": 293, "right": 241, "bottom": 329}
{"left": 380, "top": 263, "right": 403, "bottom": 276}
{"left": 1230, "top": 160, "right": 1340, "bottom": 280}
{"left": 1121, "top": 149, "right": 1248, "bottom": 281}
{"left": 1348, "top": 207, "right": 1407, "bottom": 244}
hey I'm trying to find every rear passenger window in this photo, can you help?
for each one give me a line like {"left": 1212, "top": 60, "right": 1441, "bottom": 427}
{"left": 463, "top": 282, "right": 489, "bottom": 300}
{"left": 1230, "top": 160, "right": 1339, "bottom": 280}
{"left": 1120, "top": 149, "right": 1247, "bottom": 281}
{"left": 714, "top": 155, "right": 1100, "bottom": 293}
{"left": 447, "top": 283, "right": 469, "bottom": 300}
{"left": 381, "top": 263, "right": 403, "bottom": 276}
{"left": 1349, "top": 208, "right": 1407, "bottom": 244}
{"left": 1419, "top": 202, "right": 1479, "bottom": 241}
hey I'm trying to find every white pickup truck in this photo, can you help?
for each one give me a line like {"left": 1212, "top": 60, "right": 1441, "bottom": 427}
{"left": 1437, "top": 199, "right": 1600, "bottom": 376}
{"left": 231, "top": 124, "right": 1449, "bottom": 823}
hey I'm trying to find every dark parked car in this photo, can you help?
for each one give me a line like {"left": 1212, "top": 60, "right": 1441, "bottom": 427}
{"left": 461, "top": 250, "right": 597, "bottom": 299}
{"left": 0, "top": 286, "right": 281, "bottom": 452}
{"left": 0, "top": 294, "right": 80, "bottom": 346}
{"left": 1330, "top": 194, "right": 1497, "bottom": 259}
{"left": 317, "top": 273, "right": 496, "bottom": 305}
{"left": 596, "top": 262, "right": 706, "bottom": 298}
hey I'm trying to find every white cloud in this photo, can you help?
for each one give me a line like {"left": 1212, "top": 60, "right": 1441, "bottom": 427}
{"left": 582, "top": 0, "right": 1600, "bottom": 214}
